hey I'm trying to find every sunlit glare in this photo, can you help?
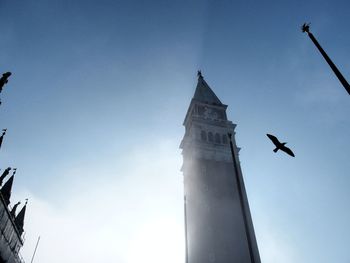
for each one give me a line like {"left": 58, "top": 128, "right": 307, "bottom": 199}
{"left": 127, "top": 218, "right": 185, "bottom": 263}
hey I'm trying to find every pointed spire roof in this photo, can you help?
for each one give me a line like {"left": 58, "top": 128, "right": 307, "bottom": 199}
{"left": 15, "top": 199, "right": 27, "bottom": 236}
{"left": 1, "top": 174, "right": 14, "bottom": 206}
{"left": 11, "top": 201, "right": 21, "bottom": 218}
{"left": 193, "top": 71, "right": 223, "bottom": 106}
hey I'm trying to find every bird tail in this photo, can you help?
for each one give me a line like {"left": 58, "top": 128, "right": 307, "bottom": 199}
{"left": 273, "top": 148, "right": 279, "bottom": 153}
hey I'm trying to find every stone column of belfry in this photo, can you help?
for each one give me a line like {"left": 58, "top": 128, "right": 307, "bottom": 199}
{"left": 180, "top": 72, "right": 260, "bottom": 263}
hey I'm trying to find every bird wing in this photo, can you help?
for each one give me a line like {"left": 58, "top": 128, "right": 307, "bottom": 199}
{"left": 281, "top": 145, "right": 295, "bottom": 157}
{"left": 266, "top": 134, "right": 280, "bottom": 147}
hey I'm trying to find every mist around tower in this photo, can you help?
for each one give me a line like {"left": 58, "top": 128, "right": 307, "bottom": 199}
{"left": 0, "top": 1, "right": 350, "bottom": 263}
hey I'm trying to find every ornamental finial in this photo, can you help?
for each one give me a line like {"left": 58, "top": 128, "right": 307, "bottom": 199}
{"left": 301, "top": 22, "right": 310, "bottom": 33}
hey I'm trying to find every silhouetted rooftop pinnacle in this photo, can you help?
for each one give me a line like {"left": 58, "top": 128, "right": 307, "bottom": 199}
{"left": 10, "top": 201, "right": 21, "bottom": 218}
{"left": 1, "top": 175, "right": 14, "bottom": 206}
{"left": 0, "top": 167, "right": 11, "bottom": 186}
{"left": 193, "top": 71, "right": 223, "bottom": 106}
{"left": 15, "top": 199, "right": 27, "bottom": 236}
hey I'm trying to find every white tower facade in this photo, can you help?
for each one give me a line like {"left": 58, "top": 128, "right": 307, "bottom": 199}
{"left": 180, "top": 73, "right": 260, "bottom": 263}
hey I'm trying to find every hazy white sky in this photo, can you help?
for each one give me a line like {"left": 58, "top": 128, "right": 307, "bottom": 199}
{"left": 17, "top": 139, "right": 185, "bottom": 262}
{"left": 1, "top": 0, "right": 350, "bottom": 262}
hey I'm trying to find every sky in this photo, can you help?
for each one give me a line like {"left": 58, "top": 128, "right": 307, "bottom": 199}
{"left": 0, "top": 0, "right": 349, "bottom": 262}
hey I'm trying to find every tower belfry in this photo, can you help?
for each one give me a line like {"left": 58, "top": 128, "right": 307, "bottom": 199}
{"left": 180, "top": 72, "right": 260, "bottom": 263}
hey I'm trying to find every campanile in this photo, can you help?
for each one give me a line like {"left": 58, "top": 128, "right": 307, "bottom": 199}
{"left": 180, "top": 72, "right": 260, "bottom": 263}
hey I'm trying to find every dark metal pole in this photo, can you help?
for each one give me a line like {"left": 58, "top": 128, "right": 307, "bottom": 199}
{"left": 184, "top": 196, "right": 189, "bottom": 263}
{"left": 228, "top": 133, "right": 255, "bottom": 263}
{"left": 30, "top": 236, "right": 40, "bottom": 263}
{"left": 302, "top": 23, "right": 350, "bottom": 95}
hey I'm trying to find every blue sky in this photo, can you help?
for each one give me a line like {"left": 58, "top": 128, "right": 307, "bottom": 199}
{"left": 0, "top": 0, "right": 349, "bottom": 262}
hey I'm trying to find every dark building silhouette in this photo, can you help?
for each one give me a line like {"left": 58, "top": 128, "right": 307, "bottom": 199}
{"left": 180, "top": 72, "right": 260, "bottom": 263}
{"left": 0, "top": 176, "right": 26, "bottom": 263}
{"left": 0, "top": 71, "right": 27, "bottom": 262}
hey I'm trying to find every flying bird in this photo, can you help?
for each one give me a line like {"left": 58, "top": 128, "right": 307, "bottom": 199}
{"left": 266, "top": 134, "right": 295, "bottom": 157}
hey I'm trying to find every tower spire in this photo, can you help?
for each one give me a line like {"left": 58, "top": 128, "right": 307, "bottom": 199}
{"left": 0, "top": 129, "right": 7, "bottom": 150}
{"left": 15, "top": 199, "right": 28, "bottom": 236}
{"left": 10, "top": 201, "right": 21, "bottom": 218}
{"left": 1, "top": 172, "right": 15, "bottom": 206}
{"left": 0, "top": 167, "right": 11, "bottom": 186}
{"left": 197, "top": 70, "right": 203, "bottom": 79}
{"left": 193, "top": 70, "right": 223, "bottom": 105}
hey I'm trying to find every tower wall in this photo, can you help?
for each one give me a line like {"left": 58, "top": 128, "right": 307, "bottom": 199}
{"left": 181, "top": 75, "right": 260, "bottom": 263}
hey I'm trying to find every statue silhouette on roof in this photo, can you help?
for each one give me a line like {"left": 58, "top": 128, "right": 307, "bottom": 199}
{"left": 0, "top": 167, "right": 11, "bottom": 186}
{"left": 0, "top": 72, "right": 12, "bottom": 94}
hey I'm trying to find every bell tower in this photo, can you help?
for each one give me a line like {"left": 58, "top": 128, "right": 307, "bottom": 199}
{"left": 180, "top": 72, "right": 260, "bottom": 263}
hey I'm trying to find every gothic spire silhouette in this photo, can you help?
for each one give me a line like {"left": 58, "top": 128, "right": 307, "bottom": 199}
{"left": 14, "top": 199, "right": 27, "bottom": 236}
{"left": 10, "top": 201, "right": 21, "bottom": 218}
{"left": 0, "top": 167, "right": 11, "bottom": 186}
{"left": 1, "top": 174, "right": 14, "bottom": 206}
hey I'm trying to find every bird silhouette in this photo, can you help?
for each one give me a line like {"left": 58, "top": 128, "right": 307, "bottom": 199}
{"left": 266, "top": 134, "right": 295, "bottom": 157}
